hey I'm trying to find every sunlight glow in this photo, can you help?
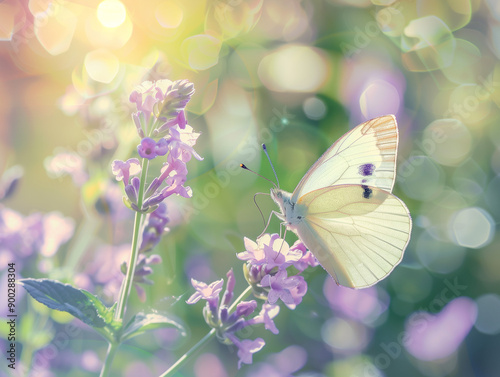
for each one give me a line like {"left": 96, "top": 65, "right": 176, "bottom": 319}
{"left": 97, "top": 0, "right": 126, "bottom": 28}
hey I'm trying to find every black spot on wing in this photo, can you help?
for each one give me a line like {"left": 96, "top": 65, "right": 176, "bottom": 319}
{"left": 359, "top": 163, "right": 375, "bottom": 176}
{"left": 361, "top": 185, "right": 373, "bottom": 199}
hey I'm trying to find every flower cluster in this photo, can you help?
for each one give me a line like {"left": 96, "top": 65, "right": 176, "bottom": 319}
{"left": 129, "top": 79, "right": 194, "bottom": 138}
{"left": 110, "top": 79, "right": 202, "bottom": 299}
{"left": 187, "top": 269, "right": 279, "bottom": 369}
{"left": 239, "top": 234, "right": 318, "bottom": 309}
{"left": 111, "top": 79, "right": 202, "bottom": 214}
{"left": 187, "top": 234, "right": 318, "bottom": 368}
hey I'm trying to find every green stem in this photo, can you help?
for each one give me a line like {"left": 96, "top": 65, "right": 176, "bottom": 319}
{"left": 100, "top": 342, "right": 119, "bottom": 377}
{"left": 159, "top": 328, "right": 216, "bottom": 377}
{"left": 115, "top": 158, "right": 149, "bottom": 322}
{"left": 158, "top": 285, "right": 254, "bottom": 377}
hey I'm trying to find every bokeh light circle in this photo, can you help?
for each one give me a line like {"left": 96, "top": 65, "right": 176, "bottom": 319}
{"left": 303, "top": 97, "right": 327, "bottom": 120}
{"left": 155, "top": 1, "right": 183, "bottom": 28}
{"left": 258, "top": 45, "right": 328, "bottom": 92}
{"left": 97, "top": 0, "right": 126, "bottom": 28}
{"left": 84, "top": 49, "right": 120, "bottom": 84}
{"left": 416, "top": 229, "right": 466, "bottom": 274}
{"left": 359, "top": 79, "right": 400, "bottom": 119}
{"left": 450, "top": 207, "right": 494, "bottom": 249}
{"left": 321, "top": 317, "right": 370, "bottom": 354}
{"left": 475, "top": 294, "right": 500, "bottom": 335}
{"left": 181, "top": 34, "right": 222, "bottom": 70}
{"left": 423, "top": 119, "right": 472, "bottom": 166}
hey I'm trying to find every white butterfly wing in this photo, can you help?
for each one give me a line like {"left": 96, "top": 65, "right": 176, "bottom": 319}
{"left": 292, "top": 115, "right": 398, "bottom": 202}
{"left": 294, "top": 184, "right": 412, "bottom": 289}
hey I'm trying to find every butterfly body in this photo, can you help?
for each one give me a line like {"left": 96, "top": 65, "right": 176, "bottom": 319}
{"left": 268, "top": 115, "right": 412, "bottom": 289}
{"left": 270, "top": 189, "right": 304, "bottom": 229}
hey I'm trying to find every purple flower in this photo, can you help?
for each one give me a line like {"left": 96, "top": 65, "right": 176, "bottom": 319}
{"left": 160, "top": 174, "right": 192, "bottom": 199}
{"left": 186, "top": 269, "right": 277, "bottom": 368}
{"left": 137, "top": 137, "right": 158, "bottom": 160}
{"left": 111, "top": 158, "right": 141, "bottom": 185}
{"left": 290, "top": 240, "right": 319, "bottom": 271}
{"left": 132, "top": 112, "right": 146, "bottom": 138}
{"left": 238, "top": 234, "right": 301, "bottom": 270}
{"left": 235, "top": 300, "right": 258, "bottom": 317}
{"left": 141, "top": 158, "right": 192, "bottom": 208}
{"left": 130, "top": 79, "right": 194, "bottom": 138}
{"left": 226, "top": 334, "right": 265, "bottom": 369}
{"left": 283, "top": 276, "right": 307, "bottom": 310}
{"left": 261, "top": 270, "right": 305, "bottom": 308}
{"left": 222, "top": 269, "right": 236, "bottom": 306}
{"left": 166, "top": 125, "right": 203, "bottom": 162}
{"left": 238, "top": 237, "right": 267, "bottom": 264}
{"left": 139, "top": 203, "right": 169, "bottom": 253}
{"left": 246, "top": 304, "right": 280, "bottom": 334}
{"left": 155, "top": 138, "right": 169, "bottom": 156}
{"left": 186, "top": 278, "right": 224, "bottom": 306}
{"left": 129, "top": 80, "right": 162, "bottom": 127}
{"left": 154, "top": 80, "right": 195, "bottom": 121}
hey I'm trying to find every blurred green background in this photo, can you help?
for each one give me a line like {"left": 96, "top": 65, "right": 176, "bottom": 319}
{"left": 1, "top": 0, "right": 500, "bottom": 376}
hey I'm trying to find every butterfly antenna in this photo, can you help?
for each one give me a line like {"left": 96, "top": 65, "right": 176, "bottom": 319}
{"left": 240, "top": 164, "right": 277, "bottom": 188}
{"left": 262, "top": 144, "right": 280, "bottom": 188}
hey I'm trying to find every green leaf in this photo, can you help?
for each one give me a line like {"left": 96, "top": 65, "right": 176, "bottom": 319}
{"left": 121, "top": 313, "right": 186, "bottom": 342}
{"left": 20, "top": 279, "right": 111, "bottom": 329}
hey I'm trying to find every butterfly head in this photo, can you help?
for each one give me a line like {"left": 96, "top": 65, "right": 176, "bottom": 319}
{"left": 270, "top": 188, "right": 294, "bottom": 222}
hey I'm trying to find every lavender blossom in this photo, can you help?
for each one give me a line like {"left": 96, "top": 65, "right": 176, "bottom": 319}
{"left": 226, "top": 335, "right": 265, "bottom": 369}
{"left": 129, "top": 79, "right": 195, "bottom": 138}
{"left": 112, "top": 79, "right": 200, "bottom": 214}
{"left": 187, "top": 234, "right": 316, "bottom": 369}
{"left": 186, "top": 269, "right": 272, "bottom": 368}
{"left": 238, "top": 234, "right": 315, "bottom": 305}
{"left": 139, "top": 202, "right": 170, "bottom": 253}
{"left": 111, "top": 158, "right": 141, "bottom": 185}
{"left": 137, "top": 137, "right": 157, "bottom": 160}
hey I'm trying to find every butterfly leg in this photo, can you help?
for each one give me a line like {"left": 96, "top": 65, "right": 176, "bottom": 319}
{"left": 257, "top": 210, "right": 281, "bottom": 239}
{"left": 253, "top": 192, "right": 270, "bottom": 228}
{"left": 275, "top": 226, "right": 288, "bottom": 260}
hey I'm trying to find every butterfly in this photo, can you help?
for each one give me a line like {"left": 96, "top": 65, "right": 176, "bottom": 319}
{"left": 270, "top": 115, "right": 412, "bottom": 289}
